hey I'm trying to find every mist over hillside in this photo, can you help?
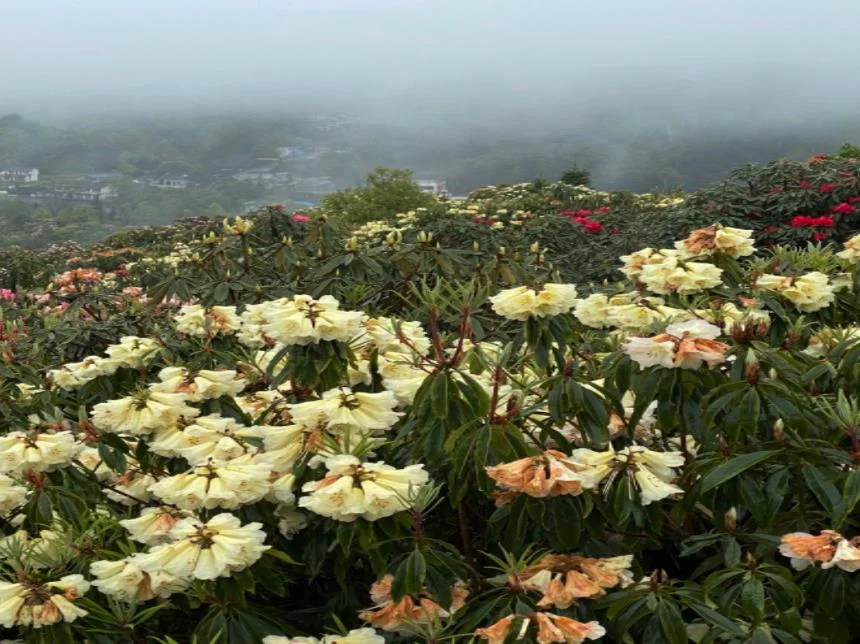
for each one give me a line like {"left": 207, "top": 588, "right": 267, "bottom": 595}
{"left": 2, "top": 0, "right": 860, "bottom": 248}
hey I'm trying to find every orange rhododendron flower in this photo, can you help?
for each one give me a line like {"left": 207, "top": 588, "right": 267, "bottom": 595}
{"left": 485, "top": 450, "right": 582, "bottom": 502}
{"left": 475, "top": 614, "right": 517, "bottom": 643}
{"left": 359, "top": 574, "right": 468, "bottom": 631}
{"left": 534, "top": 612, "right": 606, "bottom": 643}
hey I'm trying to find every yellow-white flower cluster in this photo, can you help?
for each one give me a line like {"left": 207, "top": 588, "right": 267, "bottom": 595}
{"left": 489, "top": 283, "right": 578, "bottom": 321}
{"left": 298, "top": 455, "right": 428, "bottom": 522}
{"left": 0, "top": 474, "right": 28, "bottom": 515}
{"left": 837, "top": 234, "right": 860, "bottom": 264}
{"left": 620, "top": 248, "right": 723, "bottom": 295}
{"left": 90, "top": 513, "right": 268, "bottom": 601}
{"left": 0, "top": 575, "right": 90, "bottom": 629}
{"left": 48, "top": 336, "right": 161, "bottom": 390}
{"left": 263, "top": 628, "right": 385, "bottom": 644}
{"left": 755, "top": 272, "right": 836, "bottom": 312}
{"left": 174, "top": 304, "right": 242, "bottom": 337}
{"left": 0, "top": 429, "right": 79, "bottom": 475}
{"left": 239, "top": 295, "right": 363, "bottom": 346}
{"left": 569, "top": 445, "right": 685, "bottom": 505}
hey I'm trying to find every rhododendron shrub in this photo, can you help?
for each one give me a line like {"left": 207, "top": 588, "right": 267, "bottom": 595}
{"left": 1, "top": 160, "right": 860, "bottom": 643}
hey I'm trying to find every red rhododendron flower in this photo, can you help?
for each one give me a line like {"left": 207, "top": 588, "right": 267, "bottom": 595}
{"left": 849, "top": 196, "right": 860, "bottom": 204}
{"left": 560, "top": 210, "right": 575, "bottom": 217}
{"left": 292, "top": 213, "right": 311, "bottom": 223}
{"left": 597, "top": 206, "right": 611, "bottom": 212}
{"left": 792, "top": 215, "right": 835, "bottom": 228}
{"left": 611, "top": 228, "right": 621, "bottom": 235}
{"left": 831, "top": 203, "right": 855, "bottom": 214}
{"left": 575, "top": 209, "right": 592, "bottom": 218}
{"left": 812, "top": 232, "right": 828, "bottom": 241}
{"left": 584, "top": 221, "right": 603, "bottom": 233}
{"left": 763, "top": 225, "right": 779, "bottom": 233}
{"left": 819, "top": 183, "right": 838, "bottom": 192}
{"left": 799, "top": 181, "right": 812, "bottom": 189}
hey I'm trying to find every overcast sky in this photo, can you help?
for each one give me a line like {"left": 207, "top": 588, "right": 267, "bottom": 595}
{"left": 4, "top": 0, "right": 860, "bottom": 125}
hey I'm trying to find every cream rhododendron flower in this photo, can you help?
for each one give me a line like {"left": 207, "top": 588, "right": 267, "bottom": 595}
{"left": 263, "top": 629, "right": 385, "bottom": 644}
{"left": 619, "top": 247, "right": 667, "bottom": 279}
{"left": 573, "top": 293, "right": 611, "bottom": 328}
{"left": 639, "top": 254, "right": 723, "bottom": 295}
{"left": 378, "top": 356, "right": 430, "bottom": 406}
{"left": 299, "top": 455, "right": 428, "bottom": 522}
{"left": 234, "top": 389, "right": 289, "bottom": 421}
{"left": 76, "top": 446, "right": 117, "bottom": 481}
{"left": 837, "top": 233, "right": 860, "bottom": 264}
{"left": 149, "top": 367, "right": 246, "bottom": 402}
{"left": 103, "top": 335, "right": 162, "bottom": 367}
{"left": 148, "top": 458, "right": 271, "bottom": 510}
{"left": 256, "top": 424, "right": 305, "bottom": 472}
{"left": 119, "top": 506, "right": 194, "bottom": 545}
{"left": 675, "top": 224, "right": 755, "bottom": 258}
{"left": 134, "top": 513, "right": 268, "bottom": 580}
{"left": 91, "top": 391, "right": 198, "bottom": 436}
{"left": 106, "top": 468, "right": 158, "bottom": 505}
{"left": 0, "top": 431, "right": 79, "bottom": 475}
{"left": 48, "top": 356, "right": 116, "bottom": 390}
{"left": 258, "top": 295, "right": 363, "bottom": 345}
{"left": 90, "top": 557, "right": 189, "bottom": 602}
{"left": 0, "top": 574, "right": 89, "bottom": 629}
{"left": 276, "top": 502, "right": 309, "bottom": 539}
{"left": 161, "top": 414, "right": 263, "bottom": 464}
{"left": 288, "top": 387, "right": 402, "bottom": 432}
{"left": 624, "top": 337, "right": 676, "bottom": 368}
{"left": 490, "top": 283, "right": 577, "bottom": 320}
{"left": 626, "top": 320, "right": 728, "bottom": 370}
{"left": 360, "top": 316, "right": 430, "bottom": 355}
{"left": 755, "top": 272, "right": 835, "bottom": 312}
{"left": 0, "top": 474, "right": 27, "bottom": 515}
{"left": 174, "top": 304, "right": 241, "bottom": 337}
{"left": 566, "top": 445, "right": 684, "bottom": 505}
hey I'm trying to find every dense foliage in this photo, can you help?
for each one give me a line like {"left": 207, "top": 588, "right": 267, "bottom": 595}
{"left": 1, "top": 151, "right": 860, "bottom": 643}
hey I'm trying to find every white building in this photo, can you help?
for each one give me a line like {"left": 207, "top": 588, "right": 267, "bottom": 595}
{"left": 415, "top": 179, "right": 449, "bottom": 196}
{"left": 151, "top": 175, "right": 191, "bottom": 189}
{"left": 0, "top": 168, "right": 39, "bottom": 184}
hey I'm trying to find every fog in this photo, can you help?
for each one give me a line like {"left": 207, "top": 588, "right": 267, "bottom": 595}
{"left": 4, "top": 0, "right": 860, "bottom": 129}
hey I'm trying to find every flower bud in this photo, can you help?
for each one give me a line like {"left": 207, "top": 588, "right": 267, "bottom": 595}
{"left": 345, "top": 237, "right": 359, "bottom": 252}
{"left": 529, "top": 241, "right": 540, "bottom": 253}
{"left": 498, "top": 246, "right": 506, "bottom": 256}
{"left": 472, "top": 241, "right": 480, "bottom": 252}
{"left": 724, "top": 507, "right": 737, "bottom": 534}
{"left": 773, "top": 418, "right": 785, "bottom": 440}
{"left": 744, "top": 350, "right": 760, "bottom": 384}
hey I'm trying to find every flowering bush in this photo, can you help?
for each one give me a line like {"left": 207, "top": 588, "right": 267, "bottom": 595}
{"left": 1, "top": 156, "right": 860, "bottom": 643}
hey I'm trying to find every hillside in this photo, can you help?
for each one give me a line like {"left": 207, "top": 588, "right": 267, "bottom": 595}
{"left": 1, "top": 148, "right": 860, "bottom": 643}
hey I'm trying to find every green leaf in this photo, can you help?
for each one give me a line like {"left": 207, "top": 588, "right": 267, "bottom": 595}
{"left": 741, "top": 578, "right": 765, "bottom": 622}
{"left": 801, "top": 464, "right": 843, "bottom": 520}
{"left": 689, "top": 603, "right": 745, "bottom": 636}
{"left": 699, "top": 450, "right": 781, "bottom": 493}
{"left": 657, "top": 600, "right": 687, "bottom": 644}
